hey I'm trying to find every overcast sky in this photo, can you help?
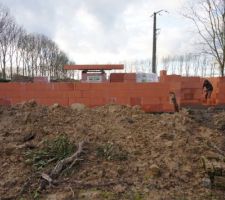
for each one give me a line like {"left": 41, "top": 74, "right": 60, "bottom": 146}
{"left": 0, "top": 0, "right": 196, "bottom": 65}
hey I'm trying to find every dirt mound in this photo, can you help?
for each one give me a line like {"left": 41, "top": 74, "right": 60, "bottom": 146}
{"left": 0, "top": 103, "right": 225, "bottom": 199}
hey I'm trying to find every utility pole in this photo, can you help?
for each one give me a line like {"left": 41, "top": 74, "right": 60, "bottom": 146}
{"left": 223, "top": 0, "right": 225, "bottom": 74}
{"left": 152, "top": 12, "right": 157, "bottom": 74}
{"left": 151, "top": 10, "right": 168, "bottom": 74}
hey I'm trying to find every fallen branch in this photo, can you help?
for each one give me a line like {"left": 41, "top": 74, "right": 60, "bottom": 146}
{"left": 40, "top": 141, "right": 84, "bottom": 190}
{"left": 41, "top": 173, "right": 53, "bottom": 185}
{"left": 68, "top": 186, "right": 75, "bottom": 198}
{"left": 51, "top": 141, "right": 84, "bottom": 178}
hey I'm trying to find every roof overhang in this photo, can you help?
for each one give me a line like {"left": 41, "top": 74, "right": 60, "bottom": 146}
{"left": 64, "top": 64, "right": 124, "bottom": 70}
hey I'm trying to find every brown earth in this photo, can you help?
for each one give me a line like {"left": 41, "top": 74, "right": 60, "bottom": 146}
{"left": 0, "top": 101, "right": 225, "bottom": 200}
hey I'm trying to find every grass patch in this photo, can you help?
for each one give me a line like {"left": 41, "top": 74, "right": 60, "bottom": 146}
{"left": 96, "top": 142, "right": 128, "bottom": 161}
{"left": 121, "top": 191, "right": 144, "bottom": 200}
{"left": 100, "top": 191, "right": 116, "bottom": 199}
{"left": 133, "top": 192, "right": 144, "bottom": 200}
{"left": 25, "top": 135, "right": 75, "bottom": 169}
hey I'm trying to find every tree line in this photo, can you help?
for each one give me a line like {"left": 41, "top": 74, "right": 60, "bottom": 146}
{"left": 0, "top": 4, "right": 73, "bottom": 80}
{"left": 120, "top": 55, "right": 217, "bottom": 77}
{"left": 161, "top": 54, "right": 218, "bottom": 77}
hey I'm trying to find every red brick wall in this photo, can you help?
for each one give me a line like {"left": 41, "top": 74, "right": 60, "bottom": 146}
{"left": 0, "top": 71, "right": 224, "bottom": 112}
{"left": 0, "top": 82, "right": 174, "bottom": 112}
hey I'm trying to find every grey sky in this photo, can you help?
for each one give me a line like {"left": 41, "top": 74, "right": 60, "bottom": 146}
{"left": 0, "top": 0, "right": 195, "bottom": 64}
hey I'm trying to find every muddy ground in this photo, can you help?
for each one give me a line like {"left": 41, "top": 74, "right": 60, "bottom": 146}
{"left": 0, "top": 102, "right": 225, "bottom": 200}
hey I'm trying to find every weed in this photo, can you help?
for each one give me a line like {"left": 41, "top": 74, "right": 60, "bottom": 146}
{"left": 173, "top": 193, "right": 188, "bottom": 200}
{"left": 25, "top": 135, "right": 75, "bottom": 169}
{"left": 121, "top": 191, "right": 144, "bottom": 200}
{"left": 133, "top": 192, "right": 143, "bottom": 200}
{"left": 100, "top": 191, "right": 115, "bottom": 199}
{"left": 203, "top": 192, "right": 220, "bottom": 200}
{"left": 96, "top": 142, "right": 128, "bottom": 161}
{"left": 33, "top": 189, "right": 40, "bottom": 200}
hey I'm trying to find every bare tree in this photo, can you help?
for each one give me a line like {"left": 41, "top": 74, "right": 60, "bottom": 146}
{"left": 0, "top": 5, "right": 12, "bottom": 79}
{"left": 8, "top": 22, "right": 21, "bottom": 78}
{"left": 184, "top": 53, "right": 192, "bottom": 76}
{"left": 0, "top": 3, "right": 73, "bottom": 80}
{"left": 192, "top": 54, "right": 200, "bottom": 76}
{"left": 14, "top": 28, "right": 25, "bottom": 75}
{"left": 13, "top": 31, "right": 71, "bottom": 79}
{"left": 184, "top": 0, "right": 225, "bottom": 76}
{"left": 162, "top": 56, "right": 170, "bottom": 71}
{"left": 178, "top": 55, "right": 184, "bottom": 75}
{"left": 210, "top": 62, "right": 216, "bottom": 76}
{"left": 199, "top": 55, "right": 207, "bottom": 76}
{"left": 0, "top": 4, "right": 9, "bottom": 34}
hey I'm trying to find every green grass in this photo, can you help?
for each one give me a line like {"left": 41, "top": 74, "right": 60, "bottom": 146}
{"left": 25, "top": 135, "right": 75, "bottom": 169}
{"left": 96, "top": 142, "right": 128, "bottom": 161}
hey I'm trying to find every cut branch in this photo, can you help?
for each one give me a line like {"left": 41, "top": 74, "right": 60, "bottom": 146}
{"left": 51, "top": 141, "right": 84, "bottom": 178}
{"left": 39, "top": 141, "right": 85, "bottom": 191}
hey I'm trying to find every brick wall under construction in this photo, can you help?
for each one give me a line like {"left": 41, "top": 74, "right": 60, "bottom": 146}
{"left": 0, "top": 70, "right": 224, "bottom": 112}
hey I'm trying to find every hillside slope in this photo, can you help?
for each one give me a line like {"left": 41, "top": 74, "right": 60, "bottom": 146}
{"left": 0, "top": 102, "right": 225, "bottom": 200}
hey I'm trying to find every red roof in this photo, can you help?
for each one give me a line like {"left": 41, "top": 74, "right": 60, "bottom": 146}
{"left": 64, "top": 64, "right": 124, "bottom": 70}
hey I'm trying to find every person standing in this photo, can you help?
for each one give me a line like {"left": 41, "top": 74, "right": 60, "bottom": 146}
{"left": 202, "top": 79, "right": 213, "bottom": 100}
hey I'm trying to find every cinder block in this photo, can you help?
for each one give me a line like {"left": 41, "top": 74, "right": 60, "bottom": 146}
{"left": 0, "top": 98, "right": 11, "bottom": 106}
{"left": 0, "top": 90, "right": 21, "bottom": 98}
{"left": 64, "top": 91, "right": 82, "bottom": 98}
{"left": 35, "top": 98, "right": 69, "bottom": 106}
{"left": 124, "top": 73, "right": 136, "bottom": 80}
{"left": 142, "top": 104, "right": 163, "bottom": 112}
{"left": 160, "top": 70, "right": 167, "bottom": 77}
{"left": 110, "top": 73, "right": 125, "bottom": 82}
{"left": 80, "top": 90, "right": 91, "bottom": 98}
{"left": 164, "top": 75, "right": 182, "bottom": 82}
{"left": 90, "top": 83, "right": 110, "bottom": 90}
{"left": 90, "top": 90, "right": 107, "bottom": 98}
{"left": 52, "top": 83, "right": 75, "bottom": 91}
{"left": 75, "top": 83, "right": 91, "bottom": 90}
{"left": 90, "top": 98, "right": 106, "bottom": 106}
{"left": 124, "top": 79, "right": 136, "bottom": 83}
{"left": 25, "top": 83, "right": 53, "bottom": 91}
{"left": 104, "top": 97, "right": 117, "bottom": 104}
{"left": 162, "top": 103, "right": 175, "bottom": 112}
{"left": 142, "top": 97, "right": 163, "bottom": 104}
{"left": 0, "top": 83, "right": 25, "bottom": 91}
{"left": 180, "top": 100, "right": 201, "bottom": 106}
{"left": 109, "top": 83, "right": 136, "bottom": 90}
{"left": 130, "top": 97, "right": 142, "bottom": 106}
{"left": 69, "top": 98, "right": 90, "bottom": 106}
{"left": 10, "top": 98, "right": 23, "bottom": 105}
{"left": 181, "top": 82, "right": 201, "bottom": 89}
{"left": 116, "top": 97, "right": 129, "bottom": 105}
{"left": 108, "top": 89, "right": 130, "bottom": 97}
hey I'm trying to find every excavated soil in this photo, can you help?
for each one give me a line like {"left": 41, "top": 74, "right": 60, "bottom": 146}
{"left": 0, "top": 102, "right": 225, "bottom": 200}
